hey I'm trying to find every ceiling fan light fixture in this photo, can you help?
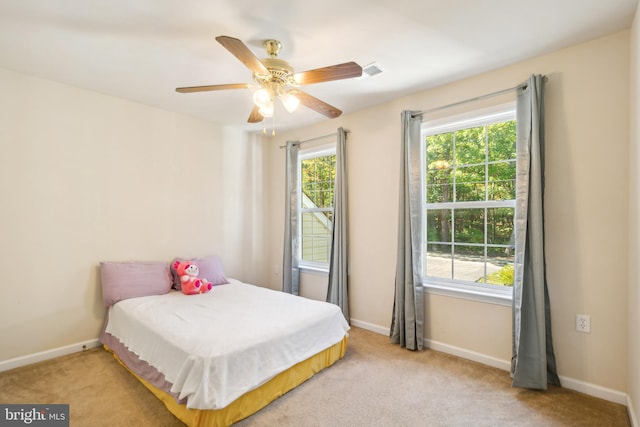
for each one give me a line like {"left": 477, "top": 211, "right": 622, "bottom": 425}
{"left": 253, "top": 87, "right": 272, "bottom": 108}
{"left": 280, "top": 91, "right": 300, "bottom": 113}
{"left": 258, "top": 102, "right": 274, "bottom": 118}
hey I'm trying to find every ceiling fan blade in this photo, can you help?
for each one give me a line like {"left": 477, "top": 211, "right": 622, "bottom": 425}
{"left": 176, "top": 83, "right": 250, "bottom": 93}
{"left": 289, "top": 89, "right": 342, "bottom": 118}
{"left": 294, "top": 62, "right": 363, "bottom": 85}
{"left": 215, "top": 36, "right": 270, "bottom": 76}
{"left": 248, "top": 105, "right": 264, "bottom": 123}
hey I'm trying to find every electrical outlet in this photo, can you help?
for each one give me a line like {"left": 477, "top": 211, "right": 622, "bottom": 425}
{"left": 576, "top": 314, "right": 591, "bottom": 333}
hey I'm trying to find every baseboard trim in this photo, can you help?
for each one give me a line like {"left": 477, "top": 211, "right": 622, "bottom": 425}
{"left": 351, "top": 318, "right": 632, "bottom": 410}
{"left": 0, "top": 339, "right": 101, "bottom": 373}
{"left": 425, "top": 338, "right": 512, "bottom": 371}
{"left": 628, "top": 395, "right": 638, "bottom": 427}
{"left": 427, "top": 338, "right": 631, "bottom": 407}
{"left": 350, "top": 318, "right": 390, "bottom": 336}
{"left": 556, "top": 375, "right": 628, "bottom": 405}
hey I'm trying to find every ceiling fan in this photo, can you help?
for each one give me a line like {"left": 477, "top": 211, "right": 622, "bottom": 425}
{"left": 176, "top": 36, "right": 363, "bottom": 124}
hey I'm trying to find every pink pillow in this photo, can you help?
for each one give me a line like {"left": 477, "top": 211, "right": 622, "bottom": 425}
{"left": 101, "top": 261, "right": 172, "bottom": 307}
{"left": 170, "top": 255, "right": 229, "bottom": 290}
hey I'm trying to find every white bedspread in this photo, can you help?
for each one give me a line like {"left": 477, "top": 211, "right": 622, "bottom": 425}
{"left": 105, "top": 279, "right": 349, "bottom": 410}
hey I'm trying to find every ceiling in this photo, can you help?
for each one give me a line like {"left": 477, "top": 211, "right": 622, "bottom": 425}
{"left": 0, "top": 0, "right": 637, "bottom": 133}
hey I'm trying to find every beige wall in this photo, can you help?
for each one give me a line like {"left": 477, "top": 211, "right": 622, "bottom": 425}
{"left": 628, "top": 2, "right": 639, "bottom": 423}
{"left": 267, "top": 31, "right": 631, "bottom": 393}
{"left": 0, "top": 68, "right": 268, "bottom": 361}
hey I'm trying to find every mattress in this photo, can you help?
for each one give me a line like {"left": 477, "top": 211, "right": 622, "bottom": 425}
{"left": 102, "top": 279, "right": 350, "bottom": 410}
{"left": 105, "top": 336, "right": 348, "bottom": 426}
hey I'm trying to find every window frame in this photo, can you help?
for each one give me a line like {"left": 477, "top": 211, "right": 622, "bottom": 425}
{"left": 297, "top": 144, "right": 336, "bottom": 273}
{"left": 421, "top": 103, "right": 517, "bottom": 306}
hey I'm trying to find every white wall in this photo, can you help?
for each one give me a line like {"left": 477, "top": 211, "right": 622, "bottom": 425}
{"left": 267, "top": 31, "right": 631, "bottom": 394}
{"left": 0, "top": 68, "right": 268, "bottom": 362}
{"left": 628, "top": 2, "right": 639, "bottom": 424}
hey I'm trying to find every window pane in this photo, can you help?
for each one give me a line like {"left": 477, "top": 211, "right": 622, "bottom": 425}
{"left": 427, "top": 209, "right": 451, "bottom": 243}
{"left": 488, "top": 161, "right": 516, "bottom": 200}
{"left": 302, "top": 236, "right": 331, "bottom": 262}
{"left": 302, "top": 211, "right": 333, "bottom": 233}
{"left": 455, "top": 165, "right": 485, "bottom": 202}
{"left": 301, "top": 155, "right": 335, "bottom": 208}
{"left": 301, "top": 182, "right": 314, "bottom": 199}
{"left": 315, "top": 189, "right": 334, "bottom": 208}
{"left": 301, "top": 211, "right": 332, "bottom": 263}
{"left": 487, "top": 208, "right": 514, "bottom": 245}
{"left": 452, "top": 247, "right": 485, "bottom": 282}
{"left": 426, "top": 132, "right": 453, "bottom": 167}
{"left": 426, "top": 168, "right": 453, "bottom": 203}
{"left": 454, "top": 209, "right": 484, "bottom": 244}
{"left": 487, "top": 121, "right": 516, "bottom": 162}
{"left": 426, "top": 243, "right": 452, "bottom": 279}
{"left": 455, "top": 126, "right": 485, "bottom": 166}
{"left": 426, "top": 132, "right": 453, "bottom": 205}
{"left": 324, "top": 211, "right": 333, "bottom": 228}
{"left": 484, "top": 249, "right": 514, "bottom": 286}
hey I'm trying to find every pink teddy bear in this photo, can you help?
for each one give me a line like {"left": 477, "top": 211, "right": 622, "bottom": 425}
{"left": 172, "top": 260, "right": 212, "bottom": 295}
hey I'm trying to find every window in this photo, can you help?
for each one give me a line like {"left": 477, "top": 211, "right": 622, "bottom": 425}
{"left": 422, "top": 104, "right": 516, "bottom": 301}
{"left": 299, "top": 146, "right": 336, "bottom": 270}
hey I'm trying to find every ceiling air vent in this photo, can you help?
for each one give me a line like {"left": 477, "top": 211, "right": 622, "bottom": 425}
{"left": 362, "top": 62, "right": 384, "bottom": 78}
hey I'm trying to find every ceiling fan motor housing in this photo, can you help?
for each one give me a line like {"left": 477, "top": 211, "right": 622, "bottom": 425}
{"left": 259, "top": 57, "right": 294, "bottom": 85}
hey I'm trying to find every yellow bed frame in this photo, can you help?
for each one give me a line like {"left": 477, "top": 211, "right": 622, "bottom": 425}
{"left": 106, "top": 336, "right": 347, "bottom": 426}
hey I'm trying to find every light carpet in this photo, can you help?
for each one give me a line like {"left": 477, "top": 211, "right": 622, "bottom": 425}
{"left": 0, "top": 327, "right": 630, "bottom": 426}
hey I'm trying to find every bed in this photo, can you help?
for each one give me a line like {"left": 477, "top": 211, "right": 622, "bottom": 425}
{"left": 99, "top": 259, "right": 349, "bottom": 426}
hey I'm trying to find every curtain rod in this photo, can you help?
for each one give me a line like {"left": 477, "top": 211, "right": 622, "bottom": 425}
{"left": 411, "top": 81, "right": 532, "bottom": 118}
{"left": 279, "top": 129, "right": 350, "bottom": 148}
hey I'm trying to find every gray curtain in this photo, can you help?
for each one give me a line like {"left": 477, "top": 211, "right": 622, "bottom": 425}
{"left": 390, "top": 111, "right": 424, "bottom": 351}
{"left": 283, "top": 141, "right": 300, "bottom": 295}
{"left": 511, "top": 74, "right": 561, "bottom": 388}
{"left": 327, "top": 128, "right": 350, "bottom": 321}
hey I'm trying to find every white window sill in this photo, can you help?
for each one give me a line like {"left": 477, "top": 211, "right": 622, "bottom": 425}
{"left": 423, "top": 280, "right": 513, "bottom": 307}
{"left": 300, "top": 265, "right": 329, "bottom": 276}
